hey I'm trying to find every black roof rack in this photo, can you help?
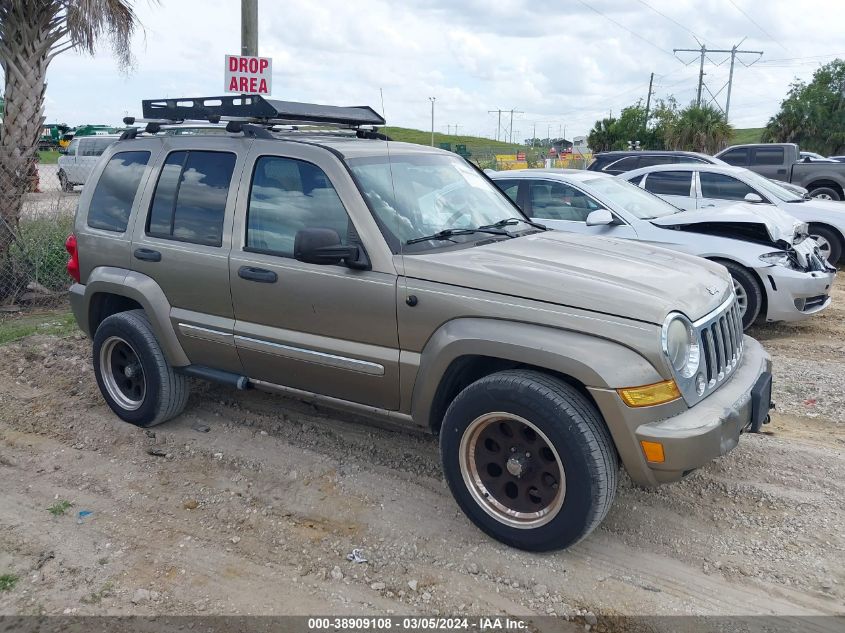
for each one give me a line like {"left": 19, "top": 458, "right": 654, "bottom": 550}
{"left": 141, "top": 95, "right": 385, "bottom": 127}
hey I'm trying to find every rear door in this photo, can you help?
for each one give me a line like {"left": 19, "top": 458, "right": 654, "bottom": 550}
{"left": 228, "top": 143, "right": 400, "bottom": 409}
{"left": 129, "top": 138, "right": 248, "bottom": 373}
{"left": 640, "top": 170, "right": 695, "bottom": 210}
{"left": 750, "top": 146, "right": 787, "bottom": 180}
{"left": 524, "top": 178, "right": 638, "bottom": 238}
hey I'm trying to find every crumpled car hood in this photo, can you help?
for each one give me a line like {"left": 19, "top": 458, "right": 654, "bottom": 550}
{"left": 651, "top": 202, "right": 806, "bottom": 246}
{"left": 401, "top": 231, "right": 732, "bottom": 324}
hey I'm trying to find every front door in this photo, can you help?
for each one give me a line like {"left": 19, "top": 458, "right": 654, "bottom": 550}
{"left": 229, "top": 145, "right": 400, "bottom": 409}
{"left": 697, "top": 171, "right": 766, "bottom": 209}
{"left": 129, "top": 138, "right": 247, "bottom": 373}
{"left": 524, "top": 178, "right": 638, "bottom": 239}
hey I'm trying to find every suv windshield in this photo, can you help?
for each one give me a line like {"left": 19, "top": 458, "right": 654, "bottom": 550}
{"left": 582, "top": 176, "right": 680, "bottom": 219}
{"left": 346, "top": 153, "right": 528, "bottom": 251}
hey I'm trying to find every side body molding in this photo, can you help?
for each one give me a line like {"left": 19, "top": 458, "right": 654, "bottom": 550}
{"left": 71, "top": 267, "right": 190, "bottom": 367}
{"left": 409, "top": 317, "right": 664, "bottom": 429}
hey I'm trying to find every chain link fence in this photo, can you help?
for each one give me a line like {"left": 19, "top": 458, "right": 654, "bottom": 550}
{"left": 1, "top": 162, "right": 76, "bottom": 314}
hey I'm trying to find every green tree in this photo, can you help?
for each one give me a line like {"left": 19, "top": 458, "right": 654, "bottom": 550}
{"left": 665, "top": 103, "right": 733, "bottom": 154}
{"left": 587, "top": 116, "right": 618, "bottom": 152}
{"left": 0, "top": 1, "right": 141, "bottom": 254}
{"left": 762, "top": 59, "right": 845, "bottom": 154}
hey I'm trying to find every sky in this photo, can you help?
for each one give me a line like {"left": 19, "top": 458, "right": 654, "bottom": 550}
{"left": 32, "top": 0, "right": 845, "bottom": 142}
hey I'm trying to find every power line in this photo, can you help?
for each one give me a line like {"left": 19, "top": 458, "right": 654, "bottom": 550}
{"left": 634, "top": 0, "right": 703, "bottom": 43}
{"left": 725, "top": 0, "right": 789, "bottom": 53}
{"left": 574, "top": 0, "right": 679, "bottom": 61}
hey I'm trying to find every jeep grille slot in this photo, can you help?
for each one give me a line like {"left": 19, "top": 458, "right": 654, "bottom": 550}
{"left": 698, "top": 298, "right": 743, "bottom": 393}
{"left": 675, "top": 294, "right": 744, "bottom": 407}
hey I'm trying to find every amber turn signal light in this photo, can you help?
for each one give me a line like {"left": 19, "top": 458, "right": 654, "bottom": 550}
{"left": 617, "top": 380, "right": 681, "bottom": 407}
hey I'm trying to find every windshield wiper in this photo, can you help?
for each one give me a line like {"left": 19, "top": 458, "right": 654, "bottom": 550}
{"left": 405, "top": 227, "right": 512, "bottom": 245}
{"left": 478, "top": 217, "right": 548, "bottom": 231}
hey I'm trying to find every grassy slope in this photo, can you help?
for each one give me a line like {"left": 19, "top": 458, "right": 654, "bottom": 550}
{"left": 38, "top": 150, "right": 61, "bottom": 164}
{"left": 386, "top": 125, "right": 765, "bottom": 152}
{"left": 731, "top": 127, "right": 765, "bottom": 145}
{"left": 381, "top": 127, "right": 526, "bottom": 156}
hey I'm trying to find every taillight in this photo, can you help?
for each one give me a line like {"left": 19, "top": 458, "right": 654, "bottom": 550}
{"left": 65, "top": 233, "right": 80, "bottom": 282}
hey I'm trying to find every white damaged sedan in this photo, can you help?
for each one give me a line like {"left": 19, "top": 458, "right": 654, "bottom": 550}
{"left": 489, "top": 169, "right": 836, "bottom": 329}
{"left": 622, "top": 163, "right": 845, "bottom": 265}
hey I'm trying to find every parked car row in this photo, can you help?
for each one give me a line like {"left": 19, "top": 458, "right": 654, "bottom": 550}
{"left": 66, "top": 94, "right": 782, "bottom": 552}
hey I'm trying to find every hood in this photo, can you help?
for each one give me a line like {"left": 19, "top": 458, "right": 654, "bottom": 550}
{"left": 651, "top": 203, "right": 805, "bottom": 246}
{"left": 401, "top": 231, "right": 732, "bottom": 324}
{"left": 788, "top": 198, "right": 845, "bottom": 224}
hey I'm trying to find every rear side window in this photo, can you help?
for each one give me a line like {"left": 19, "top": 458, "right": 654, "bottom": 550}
{"left": 643, "top": 171, "right": 693, "bottom": 196}
{"left": 699, "top": 172, "right": 759, "bottom": 201}
{"left": 147, "top": 150, "right": 236, "bottom": 246}
{"left": 605, "top": 156, "right": 639, "bottom": 173}
{"left": 246, "top": 156, "right": 349, "bottom": 257}
{"left": 87, "top": 151, "right": 151, "bottom": 232}
{"left": 720, "top": 148, "right": 748, "bottom": 166}
{"left": 638, "top": 155, "right": 674, "bottom": 168}
{"left": 752, "top": 147, "right": 784, "bottom": 165}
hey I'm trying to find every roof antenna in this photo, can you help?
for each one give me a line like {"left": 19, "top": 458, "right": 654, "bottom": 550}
{"left": 379, "top": 88, "right": 409, "bottom": 305}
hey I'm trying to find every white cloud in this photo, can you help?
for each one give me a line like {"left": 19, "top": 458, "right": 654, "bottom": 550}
{"left": 30, "top": 0, "right": 845, "bottom": 141}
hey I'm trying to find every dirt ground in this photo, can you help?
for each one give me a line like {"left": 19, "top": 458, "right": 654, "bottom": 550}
{"left": 0, "top": 283, "right": 843, "bottom": 624}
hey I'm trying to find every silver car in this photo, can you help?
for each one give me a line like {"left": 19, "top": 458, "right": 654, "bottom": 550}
{"left": 622, "top": 163, "right": 845, "bottom": 265}
{"left": 57, "top": 134, "right": 121, "bottom": 191}
{"left": 489, "top": 169, "right": 835, "bottom": 329}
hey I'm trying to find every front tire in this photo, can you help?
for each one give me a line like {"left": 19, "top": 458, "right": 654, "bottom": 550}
{"left": 720, "top": 261, "right": 762, "bottom": 329}
{"left": 808, "top": 225, "right": 842, "bottom": 266}
{"left": 440, "top": 370, "right": 618, "bottom": 551}
{"left": 92, "top": 309, "right": 189, "bottom": 427}
{"left": 58, "top": 169, "right": 73, "bottom": 193}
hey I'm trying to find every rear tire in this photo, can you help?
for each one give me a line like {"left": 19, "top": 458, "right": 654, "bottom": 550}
{"left": 720, "top": 261, "right": 762, "bottom": 329}
{"left": 809, "top": 186, "right": 841, "bottom": 201}
{"left": 440, "top": 369, "right": 618, "bottom": 551}
{"left": 808, "top": 225, "right": 841, "bottom": 266}
{"left": 92, "top": 309, "right": 188, "bottom": 427}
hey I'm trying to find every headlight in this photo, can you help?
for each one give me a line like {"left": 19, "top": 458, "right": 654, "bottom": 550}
{"left": 758, "top": 251, "right": 794, "bottom": 268}
{"left": 661, "top": 314, "right": 700, "bottom": 378}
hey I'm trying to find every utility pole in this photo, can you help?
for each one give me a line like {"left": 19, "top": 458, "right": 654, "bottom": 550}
{"left": 429, "top": 97, "right": 436, "bottom": 146}
{"left": 488, "top": 109, "right": 504, "bottom": 141}
{"left": 508, "top": 108, "right": 523, "bottom": 143}
{"left": 241, "top": 0, "right": 258, "bottom": 56}
{"left": 644, "top": 72, "right": 654, "bottom": 127}
{"left": 674, "top": 41, "right": 762, "bottom": 114}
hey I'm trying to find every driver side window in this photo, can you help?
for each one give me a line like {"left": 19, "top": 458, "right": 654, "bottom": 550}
{"left": 529, "top": 180, "right": 601, "bottom": 222}
{"left": 245, "top": 156, "right": 350, "bottom": 257}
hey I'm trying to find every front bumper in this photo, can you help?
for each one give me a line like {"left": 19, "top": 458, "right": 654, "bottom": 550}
{"left": 589, "top": 336, "right": 771, "bottom": 487}
{"left": 758, "top": 265, "right": 835, "bottom": 322}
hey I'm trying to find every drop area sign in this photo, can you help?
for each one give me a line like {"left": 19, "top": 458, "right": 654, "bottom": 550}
{"left": 225, "top": 54, "right": 272, "bottom": 95}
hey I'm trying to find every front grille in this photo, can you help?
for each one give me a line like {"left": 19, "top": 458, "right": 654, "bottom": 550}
{"left": 697, "top": 298, "right": 744, "bottom": 391}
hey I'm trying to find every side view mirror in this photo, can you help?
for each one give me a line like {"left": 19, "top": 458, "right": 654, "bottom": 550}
{"left": 744, "top": 192, "right": 764, "bottom": 203}
{"left": 58, "top": 148, "right": 67, "bottom": 155}
{"left": 294, "top": 228, "right": 369, "bottom": 270}
{"left": 585, "top": 209, "right": 614, "bottom": 226}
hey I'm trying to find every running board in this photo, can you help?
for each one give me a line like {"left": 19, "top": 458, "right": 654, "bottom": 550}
{"left": 176, "top": 365, "right": 250, "bottom": 390}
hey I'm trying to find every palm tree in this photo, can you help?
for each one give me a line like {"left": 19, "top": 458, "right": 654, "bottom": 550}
{"left": 0, "top": 1, "right": 140, "bottom": 254}
{"left": 587, "top": 117, "right": 617, "bottom": 153}
{"left": 665, "top": 103, "right": 734, "bottom": 155}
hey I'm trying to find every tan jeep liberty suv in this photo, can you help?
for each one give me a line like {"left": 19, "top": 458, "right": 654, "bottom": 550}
{"left": 65, "top": 96, "right": 773, "bottom": 551}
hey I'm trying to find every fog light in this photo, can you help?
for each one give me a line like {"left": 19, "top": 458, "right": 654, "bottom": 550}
{"left": 696, "top": 373, "right": 706, "bottom": 396}
{"left": 640, "top": 440, "right": 665, "bottom": 463}
{"left": 793, "top": 298, "right": 806, "bottom": 310}
{"left": 618, "top": 380, "right": 681, "bottom": 407}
